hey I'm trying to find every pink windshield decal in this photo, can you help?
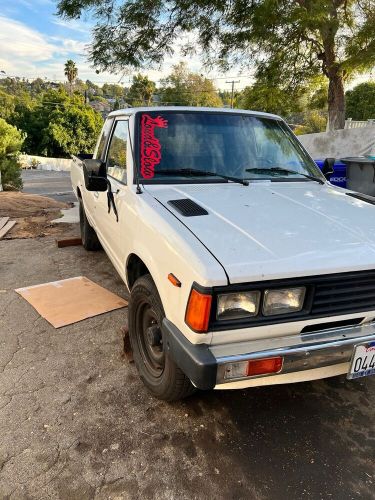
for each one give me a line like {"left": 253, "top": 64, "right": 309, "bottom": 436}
{"left": 140, "top": 114, "right": 168, "bottom": 179}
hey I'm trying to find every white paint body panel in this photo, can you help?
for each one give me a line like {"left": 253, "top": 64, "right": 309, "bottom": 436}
{"left": 149, "top": 182, "right": 375, "bottom": 283}
{"left": 71, "top": 107, "right": 375, "bottom": 389}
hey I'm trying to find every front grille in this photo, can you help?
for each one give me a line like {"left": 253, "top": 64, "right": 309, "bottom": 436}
{"left": 311, "top": 270, "right": 375, "bottom": 316}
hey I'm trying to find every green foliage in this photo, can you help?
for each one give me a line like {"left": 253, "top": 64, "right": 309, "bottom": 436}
{"left": 294, "top": 111, "right": 327, "bottom": 135}
{"left": 0, "top": 118, "right": 25, "bottom": 190}
{"left": 37, "top": 89, "right": 103, "bottom": 157}
{"left": 346, "top": 82, "right": 375, "bottom": 121}
{"left": 237, "top": 82, "right": 303, "bottom": 117}
{"left": 86, "top": 80, "right": 103, "bottom": 97}
{"left": 56, "top": 0, "right": 375, "bottom": 131}
{"left": 0, "top": 84, "right": 103, "bottom": 158}
{"left": 102, "top": 83, "right": 126, "bottom": 99}
{"left": 159, "top": 63, "right": 222, "bottom": 107}
{"left": 0, "top": 89, "right": 16, "bottom": 121}
{"left": 127, "top": 74, "right": 156, "bottom": 106}
{"left": 64, "top": 60, "right": 78, "bottom": 94}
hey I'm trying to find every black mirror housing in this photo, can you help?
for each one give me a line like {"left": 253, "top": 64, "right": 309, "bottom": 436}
{"left": 322, "top": 157, "right": 335, "bottom": 178}
{"left": 83, "top": 159, "right": 108, "bottom": 191}
{"left": 86, "top": 176, "right": 108, "bottom": 192}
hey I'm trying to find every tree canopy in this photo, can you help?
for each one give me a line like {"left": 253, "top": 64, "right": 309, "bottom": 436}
{"left": 127, "top": 74, "right": 156, "bottom": 106}
{"left": 32, "top": 89, "right": 103, "bottom": 157}
{"left": 57, "top": 0, "right": 375, "bottom": 130}
{"left": 159, "top": 62, "right": 222, "bottom": 107}
{"left": 0, "top": 118, "right": 25, "bottom": 190}
{"left": 346, "top": 82, "right": 375, "bottom": 121}
{"left": 0, "top": 81, "right": 103, "bottom": 158}
{"left": 64, "top": 60, "right": 78, "bottom": 94}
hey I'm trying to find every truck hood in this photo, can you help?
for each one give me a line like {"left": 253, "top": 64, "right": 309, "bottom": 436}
{"left": 146, "top": 182, "right": 375, "bottom": 284}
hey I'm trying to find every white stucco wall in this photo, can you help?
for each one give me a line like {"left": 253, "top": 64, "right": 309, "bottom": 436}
{"left": 20, "top": 155, "right": 72, "bottom": 172}
{"left": 298, "top": 126, "right": 375, "bottom": 159}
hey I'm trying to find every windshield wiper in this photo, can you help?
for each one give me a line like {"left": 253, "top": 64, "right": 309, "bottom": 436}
{"left": 155, "top": 168, "right": 249, "bottom": 186}
{"left": 245, "top": 167, "right": 324, "bottom": 185}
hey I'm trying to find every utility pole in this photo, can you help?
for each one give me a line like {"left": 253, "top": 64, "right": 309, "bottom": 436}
{"left": 226, "top": 80, "right": 240, "bottom": 109}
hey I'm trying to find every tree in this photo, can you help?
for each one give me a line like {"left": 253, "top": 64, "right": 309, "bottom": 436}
{"left": 37, "top": 89, "right": 103, "bottom": 157}
{"left": 102, "top": 83, "right": 126, "bottom": 99}
{"left": 159, "top": 63, "right": 222, "bottom": 107}
{"left": 237, "top": 81, "right": 304, "bottom": 117}
{"left": 126, "top": 74, "right": 156, "bottom": 106}
{"left": 293, "top": 111, "right": 327, "bottom": 135}
{"left": 0, "top": 118, "right": 25, "bottom": 190}
{"left": 86, "top": 80, "right": 103, "bottom": 97}
{"left": 57, "top": 0, "right": 375, "bottom": 131}
{"left": 64, "top": 60, "right": 78, "bottom": 94}
{"left": 346, "top": 82, "right": 375, "bottom": 121}
{"left": 0, "top": 89, "right": 16, "bottom": 121}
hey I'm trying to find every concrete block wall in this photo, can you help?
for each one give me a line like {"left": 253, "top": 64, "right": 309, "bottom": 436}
{"left": 298, "top": 126, "right": 375, "bottom": 159}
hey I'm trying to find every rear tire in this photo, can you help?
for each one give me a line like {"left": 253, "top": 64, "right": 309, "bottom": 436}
{"left": 128, "top": 274, "right": 196, "bottom": 401}
{"left": 79, "top": 201, "right": 101, "bottom": 251}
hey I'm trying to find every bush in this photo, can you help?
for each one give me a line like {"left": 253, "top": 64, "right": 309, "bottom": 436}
{"left": 0, "top": 118, "right": 25, "bottom": 190}
{"left": 294, "top": 111, "right": 327, "bottom": 135}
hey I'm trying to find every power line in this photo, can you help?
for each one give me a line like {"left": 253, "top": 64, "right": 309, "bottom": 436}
{"left": 226, "top": 80, "right": 240, "bottom": 108}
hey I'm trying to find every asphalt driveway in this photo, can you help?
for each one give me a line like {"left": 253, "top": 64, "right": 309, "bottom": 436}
{"left": 0, "top": 234, "right": 374, "bottom": 499}
{"left": 22, "top": 170, "right": 75, "bottom": 204}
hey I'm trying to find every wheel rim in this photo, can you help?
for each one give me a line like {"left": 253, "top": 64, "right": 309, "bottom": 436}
{"left": 136, "top": 299, "right": 164, "bottom": 378}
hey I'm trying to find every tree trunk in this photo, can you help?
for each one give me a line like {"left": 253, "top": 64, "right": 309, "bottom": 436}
{"left": 327, "top": 70, "right": 345, "bottom": 131}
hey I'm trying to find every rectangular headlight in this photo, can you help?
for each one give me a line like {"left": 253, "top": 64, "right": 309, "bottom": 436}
{"left": 263, "top": 287, "right": 306, "bottom": 316}
{"left": 217, "top": 291, "right": 260, "bottom": 320}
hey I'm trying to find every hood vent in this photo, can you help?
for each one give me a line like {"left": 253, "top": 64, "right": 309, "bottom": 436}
{"left": 168, "top": 198, "right": 208, "bottom": 217}
{"left": 346, "top": 192, "right": 375, "bottom": 205}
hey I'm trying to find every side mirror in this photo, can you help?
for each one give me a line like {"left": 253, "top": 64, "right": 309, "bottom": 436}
{"left": 322, "top": 157, "right": 335, "bottom": 178}
{"left": 83, "top": 159, "right": 108, "bottom": 192}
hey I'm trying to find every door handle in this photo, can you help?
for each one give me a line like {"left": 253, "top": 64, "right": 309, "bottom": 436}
{"left": 93, "top": 192, "right": 99, "bottom": 199}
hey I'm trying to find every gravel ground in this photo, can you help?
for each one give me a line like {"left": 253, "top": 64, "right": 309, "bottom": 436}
{"left": 0, "top": 235, "right": 374, "bottom": 500}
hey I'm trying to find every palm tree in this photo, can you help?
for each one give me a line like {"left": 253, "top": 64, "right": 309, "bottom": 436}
{"left": 64, "top": 60, "right": 78, "bottom": 94}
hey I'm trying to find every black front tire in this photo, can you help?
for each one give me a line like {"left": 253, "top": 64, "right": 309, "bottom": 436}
{"left": 128, "top": 274, "right": 196, "bottom": 401}
{"left": 79, "top": 201, "right": 101, "bottom": 251}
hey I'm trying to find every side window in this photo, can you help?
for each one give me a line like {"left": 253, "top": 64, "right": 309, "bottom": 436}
{"left": 106, "top": 120, "right": 128, "bottom": 183}
{"left": 95, "top": 119, "right": 113, "bottom": 160}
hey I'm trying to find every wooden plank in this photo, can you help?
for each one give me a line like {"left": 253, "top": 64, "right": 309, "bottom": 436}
{"left": 0, "top": 220, "right": 16, "bottom": 240}
{"left": 56, "top": 237, "right": 82, "bottom": 248}
{"left": 0, "top": 217, "right": 10, "bottom": 230}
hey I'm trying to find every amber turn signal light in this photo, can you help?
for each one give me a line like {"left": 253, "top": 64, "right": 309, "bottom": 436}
{"left": 246, "top": 357, "right": 283, "bottom": 377}
{"left": 168, "top": 273, "right": 181, "bottom": 287}
{"left": 185, "top": 289, "right": 212, "bottom": 332}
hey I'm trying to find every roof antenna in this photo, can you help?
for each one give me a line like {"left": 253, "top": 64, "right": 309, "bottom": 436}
{"left": 127, "top": 121, "right": 142, "bottom": 194}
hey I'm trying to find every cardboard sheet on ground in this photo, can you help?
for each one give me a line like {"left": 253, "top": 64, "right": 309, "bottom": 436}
{"left": 15, "top": 276, "right": 128, "bottom": 328}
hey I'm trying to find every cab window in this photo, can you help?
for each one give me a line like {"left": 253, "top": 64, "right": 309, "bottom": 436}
{"left": 95, "top": 118, "right": 113, "bottom": 160}
{"left": 106, "top": 120, "right": 128, "bottom": 184}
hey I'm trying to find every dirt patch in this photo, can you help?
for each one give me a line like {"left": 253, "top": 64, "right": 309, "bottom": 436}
{"left": 0, "top": 192, "right": 75, "bottom": 239}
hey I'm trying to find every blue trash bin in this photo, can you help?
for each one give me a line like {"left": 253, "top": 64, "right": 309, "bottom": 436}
{"left": 314, "top": 159, "right": 347, "bottom": 188}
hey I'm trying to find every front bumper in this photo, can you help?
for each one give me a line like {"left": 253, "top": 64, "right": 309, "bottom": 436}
{"left": 162, "top": 318, "right": 375, "bottom": 390}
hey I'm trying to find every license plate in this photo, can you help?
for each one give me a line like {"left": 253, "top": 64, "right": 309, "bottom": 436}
{"left": 348, "top": 342, "right": 375, "bottom": 379}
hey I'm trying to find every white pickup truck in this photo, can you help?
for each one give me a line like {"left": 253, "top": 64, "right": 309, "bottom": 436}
{"left": 71, "top": 107, "right": 375, "bottom": 401}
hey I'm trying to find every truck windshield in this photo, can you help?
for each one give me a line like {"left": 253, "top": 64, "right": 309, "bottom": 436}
{"left": 137, "top": 111, "right": 323, "bottom": 183}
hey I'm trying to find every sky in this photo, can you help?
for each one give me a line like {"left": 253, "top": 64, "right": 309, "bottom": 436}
{"left": 0, "top": 0, "right": 372, "bottom": 92}
{"left": 0, "top": 0, "right": 255, "bottom": 92}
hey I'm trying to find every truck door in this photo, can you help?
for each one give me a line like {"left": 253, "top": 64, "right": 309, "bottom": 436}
{"left": 94, "top": 118, "right": 129, "bottom": 271}
{"left": 82, "top": 118, "right": 113, "bottom": 225}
